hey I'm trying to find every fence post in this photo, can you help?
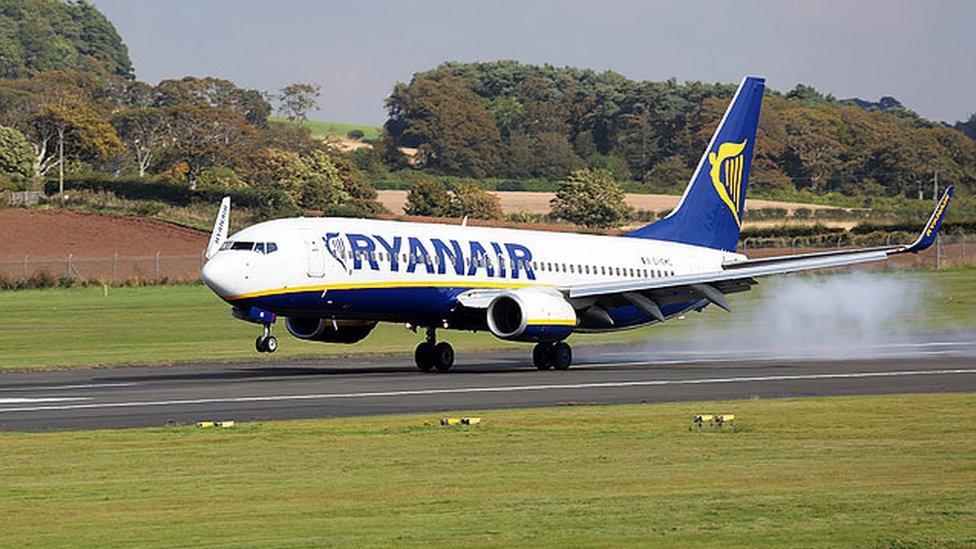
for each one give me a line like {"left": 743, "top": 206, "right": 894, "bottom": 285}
{"left": 113, "top": 252, "right": 118, "bottom": 283}
{"left": 961, "top": 231, "right": 967, "bottom": 265}
{"left": 154, "top": 251, "right": 160, "bottom": 280}
{"left": 742, "top": 238, "right": 748, "bottom": 253}
{"left": 23, "top": 254, "right": 28, "bottom": 278}
{"left": 836, "top": 235, "right": 843, "bottom": 248}
{"left": 790, "top": 236, "right": 799, "bottom": 255}
{"left": 67, "top": 253, "right": 73, "bottom": 278}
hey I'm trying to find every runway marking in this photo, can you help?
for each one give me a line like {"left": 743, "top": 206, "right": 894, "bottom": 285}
{"left": 0, "top": 382, "right": 139, "bottom": 392}
{"left": 0, "top": 368, "right": 975, "bottom": 414}
{"left": 0, "top": 397, "right": 89, "bottom": 404}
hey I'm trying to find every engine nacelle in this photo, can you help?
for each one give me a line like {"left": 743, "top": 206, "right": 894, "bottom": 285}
{"left": 486, "top": 288, "right": 577, "bottom": 342}
{"left": 285, "top": 317, "right": 377, "bottom": 344}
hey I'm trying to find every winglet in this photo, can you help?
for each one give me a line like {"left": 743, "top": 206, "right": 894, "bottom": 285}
{"left": 903, "top": 186, "right": 954, "bottom": 253}
{"left": 205, "top": 196, "right": 231, "bottom": 259}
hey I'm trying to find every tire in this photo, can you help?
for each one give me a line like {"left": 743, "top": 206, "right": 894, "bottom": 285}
{"left": 533, "top": 343, "right": 552, "bottom": 370}
{"left": 265, "top": 335, "right": 278, "bottom": 353}
{"left": 415, "top": 342, "right": 434, "bottom": 372}
{"left": 549, "top": 341, "right": 572, "bottom": 370}
{"left": 255, "top": 335, "right": 268, "bottom": 353}
{"left": 432, "top": 342, "right": 454, "bottom": 372}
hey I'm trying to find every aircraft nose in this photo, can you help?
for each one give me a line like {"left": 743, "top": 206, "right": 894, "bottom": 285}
{"left": 201, "top": 256, "right": 236, "bottom": 298}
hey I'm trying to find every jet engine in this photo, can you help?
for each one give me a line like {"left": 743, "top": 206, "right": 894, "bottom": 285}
{"left": 284, "top": 317, "right": 377, "bottom": 344}
{"left": 486, "top": 288, "right": 577, "bottom": 342}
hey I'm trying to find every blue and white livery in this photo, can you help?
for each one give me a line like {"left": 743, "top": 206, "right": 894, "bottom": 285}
{"left": 201, "top": 76, "right": 954, "bottom": 371}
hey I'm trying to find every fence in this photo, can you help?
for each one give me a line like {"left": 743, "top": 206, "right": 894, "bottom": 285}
{"left": 742, "top": 232, "right": 974, "bottom": 270}
{"left": 0, "top": 252, "right": 206, "bottom": 283}
{"left": 0, "top": 233, "right": 973, "bottom": 285}
{"left": 2, "top": 190, "right": 42, "bottom": 206}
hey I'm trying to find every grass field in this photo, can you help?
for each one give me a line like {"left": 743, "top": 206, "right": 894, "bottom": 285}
{"left": 0, "top": 268, "right": 973, "bottom": 370}
{"left": 268, "top": 116, "right": 381, "bottom": 140}
{"left": 2, "top": 393, "right": 974, "bottom": 546}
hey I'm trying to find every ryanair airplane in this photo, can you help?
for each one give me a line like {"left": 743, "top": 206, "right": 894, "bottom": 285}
{"left": 201, "top": 76, "right": 954, "bottom": 372}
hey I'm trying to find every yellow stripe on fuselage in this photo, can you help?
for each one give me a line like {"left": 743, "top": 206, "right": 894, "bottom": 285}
{"left": 526, "top": 319, "right": 577, "bottom": 326}
{"left": 226, "top": 280, "right": 550, "bottom": 301}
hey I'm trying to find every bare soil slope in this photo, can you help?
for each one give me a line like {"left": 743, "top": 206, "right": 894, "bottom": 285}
{"left": 0, "top": 209, "right": 207, "bottom": 260}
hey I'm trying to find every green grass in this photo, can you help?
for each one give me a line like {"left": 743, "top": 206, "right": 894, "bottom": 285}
{"left": 269, "top": 115, "right": 381, "bottom": 140}
{"left": 0, "top": 268, "right": 973, "bottom": 371}
{"left": 2, "top": 393, "right": 975, "bottom": 546}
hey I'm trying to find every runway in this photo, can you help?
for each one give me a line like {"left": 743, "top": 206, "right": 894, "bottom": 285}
{"left": 1, "top": 337, "right": 975, "bottom": 431}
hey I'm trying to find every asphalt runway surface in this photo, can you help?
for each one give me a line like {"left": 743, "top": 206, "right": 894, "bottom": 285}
{"left": 2, "top": 336, "right": 975, "bottom": 431}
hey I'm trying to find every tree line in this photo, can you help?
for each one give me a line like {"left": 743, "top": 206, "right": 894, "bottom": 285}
{"left": 0, "top": 69, "right": 382, "bottom": 217}
{"left": 380, "top": 61, "right": 976, "bottom": 198}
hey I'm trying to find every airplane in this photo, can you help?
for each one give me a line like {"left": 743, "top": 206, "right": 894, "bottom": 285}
{"left": 201, "top": 76, "right": 954, "bottom": 372}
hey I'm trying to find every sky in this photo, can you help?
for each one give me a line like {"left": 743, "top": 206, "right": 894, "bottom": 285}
{"left": 94, "top": 0, "right": 975, "bottom": 126}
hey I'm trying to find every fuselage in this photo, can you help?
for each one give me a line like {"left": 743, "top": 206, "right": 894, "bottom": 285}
{"left": 201, "top": 217, "right": 744, "bottom": 332}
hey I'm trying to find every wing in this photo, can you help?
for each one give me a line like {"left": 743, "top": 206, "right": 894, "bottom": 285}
{"left": 565, "top": 187, "right": 954, "bottom": 316}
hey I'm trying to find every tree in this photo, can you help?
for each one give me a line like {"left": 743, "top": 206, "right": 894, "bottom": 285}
{"left": 451, "top": 183, "right": 502, "bottom": 220}
{"left": 404, "top": 178, "right": 453, "bottom": 217}
{"left": 956, "top": 114, "right": 976, "bottom": 141}
{"left": 112, "top": 107, "right": 171, "bottom": 176}
{"left": 165, "top": 105, "right": 259, "bottom": 186}
{"left": 0, "top": 0, "right": 133, "bottom": 79}
{"left": 550, "top": 168, "right": 631, "bottom": 228}
{"left": 0, "top": 125, "right": 34, "bottom": 180}
{"left": 33, "top": 99, "right": 122, "bottom": 193}
{"left": 643, "top": 155, "right": 688, "bottom": 189}
{"left": 385, "top": 76, "right": 501, "bottom": 177}
{"left": 155, "top": 77, "right": 271, "bottom": 126}
{"left": 277, "top": 82, "right": 321, "bottom": 123}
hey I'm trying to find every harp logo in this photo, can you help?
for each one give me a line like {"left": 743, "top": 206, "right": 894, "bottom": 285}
{"left": 708, "top": 140, "right": 747, "bottom": 226}
{"left": 324, "top": 232, "right": 349, "bottom": 271}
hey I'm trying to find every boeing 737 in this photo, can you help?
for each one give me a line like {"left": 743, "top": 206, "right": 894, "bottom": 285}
{"left": 200, "top": 76, "right": 954, "bottom": 372}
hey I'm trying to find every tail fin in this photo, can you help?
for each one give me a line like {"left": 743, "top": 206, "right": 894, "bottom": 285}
{"left": 627, "top": 76, "right": 765, "bottom": 252}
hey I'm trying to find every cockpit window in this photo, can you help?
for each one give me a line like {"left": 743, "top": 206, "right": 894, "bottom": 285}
{"left": 219, "top": 241, "right": 278, "bottom": 254}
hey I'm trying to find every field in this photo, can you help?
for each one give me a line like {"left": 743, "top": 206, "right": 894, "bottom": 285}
{"left": 0, "top": 268, "right": 973, "bottom": 371}
{"left": 2, "top": 393, "right": 974, "bottom": 546}
{"left": 0, "top": 209, "right": 206, "bottom": 261}
{"left": 268, "top": 116, "right": 382, "bottom": 140}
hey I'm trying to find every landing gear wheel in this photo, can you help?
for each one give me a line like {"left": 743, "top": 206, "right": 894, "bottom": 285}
{"left": 256, "top": 334, "right": 278, "bottom": 353}
{"left": 549, "top": 341, "right": 572, "bottom": 370}
{"left": 415, "top": 342, "right": 434, "bottom": 372}
{"left": 533, "top": 343, "right": 553, "bottom": 370}
{"left": 432, "top": 342, "right": 454, "bottom": 372}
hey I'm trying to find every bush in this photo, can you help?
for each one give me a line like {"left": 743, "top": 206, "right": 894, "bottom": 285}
{"left": 44, "top": 174, "right": 296, "bottom": 216}
{"left": 550, "top": 168, "right": 632, "bottom": 228}
{"left": 451, "top": 183, "right": 502, "bottom": 220}
{"left": 347, "top": 129, "right": 365, "bottom": 140}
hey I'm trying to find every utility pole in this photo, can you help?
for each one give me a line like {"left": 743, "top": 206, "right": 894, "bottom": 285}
{"left": 934, "top": 171, "right": 940, "bottom": 270}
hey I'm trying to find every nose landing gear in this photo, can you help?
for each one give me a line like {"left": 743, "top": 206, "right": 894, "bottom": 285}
{"left": 415, "top": 327, "right": 454, "bottom": 372}
{"left": 256, "top": 323, "right": 278, "bottom": 353}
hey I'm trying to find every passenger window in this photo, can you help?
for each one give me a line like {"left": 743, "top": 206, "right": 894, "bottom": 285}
{"left": 254, "top": 242, "right": 265, "bottom": 254}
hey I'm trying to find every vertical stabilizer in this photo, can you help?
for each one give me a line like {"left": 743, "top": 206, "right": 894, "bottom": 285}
{"left": 627, "top": 76, "right": 765, "bottom": 252}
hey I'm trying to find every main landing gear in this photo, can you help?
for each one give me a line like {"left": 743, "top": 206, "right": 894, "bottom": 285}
{"left": 415, "top": 327, "right": 454, "bottom": 373}
{"left": 532, "top": 341, "right": 572, "bottom": 370}
{"left": 255, "top": 323, "right": 278, "bottom": 353}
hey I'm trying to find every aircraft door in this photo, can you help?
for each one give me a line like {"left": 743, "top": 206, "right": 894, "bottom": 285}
{"left": 302, "top": 230, "right": 326, "bottom": 277}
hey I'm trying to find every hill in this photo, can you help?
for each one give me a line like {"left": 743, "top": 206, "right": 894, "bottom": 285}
{"left": 0, "top": 0, "right": 133, "bottom": 78}
{"left": 268, "top": 116, "right": 381, "bottom": 140}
